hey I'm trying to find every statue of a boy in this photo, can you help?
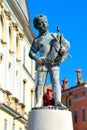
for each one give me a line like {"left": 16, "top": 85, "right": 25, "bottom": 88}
{"left": 29, "top": 14, "right": 70, "bottom": 109}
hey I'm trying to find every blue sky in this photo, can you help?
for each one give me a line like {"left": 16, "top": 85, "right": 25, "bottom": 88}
{"left": 27, "top": 0, "right": 87, "bottom": 87}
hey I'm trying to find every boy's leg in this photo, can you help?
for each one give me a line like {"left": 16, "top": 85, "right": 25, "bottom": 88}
{"left": 36, "top": 71, "right": 47, "bottom": 107}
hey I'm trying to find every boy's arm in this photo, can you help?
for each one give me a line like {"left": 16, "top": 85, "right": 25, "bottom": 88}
{"left": 29, "top": 40, "right": 42, "bottom": 64}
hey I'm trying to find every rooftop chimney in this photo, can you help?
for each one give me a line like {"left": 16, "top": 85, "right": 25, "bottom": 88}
{"left": 76, "top": 68, "right": 83, "bottom": 85}
{"left": 62, "top": 78, "right": 68, "bottom": 90}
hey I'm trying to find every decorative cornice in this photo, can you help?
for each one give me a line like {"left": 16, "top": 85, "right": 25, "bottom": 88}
{"left": 4, "top": 10, "right": 11, "bottom": 20}
{"left": 16, "top": 58, "right": 21, "bottom": 62}
{"left": 12, "top": 22, "right": 18, "bottom": 31}
{"left": 4, "top": 90, "right": 12, "bottom": 95}
{"left": 12, "top": 97, "right": 19, "bottom": 102}
{"left": 19, "top": 103, "right": 25, "bottom": 108}
{"left": 0, "top": 87, "right": 4, "bottom": 93}
{"left": 9, "top": 50, "right": 14, "bottom": 54}
{"left": 0, "top": 39, "right": 7, "bottom": 44}
{"left": 18, "top": 33, "right": 24, "bottom": 40}
{"left": 0, "top": 103, "right": 27, "bottom": 124}
{"left": 23, "top": 79, "right": 27, "bottom": 84}
{"left": 31, "top": 88, "right": 35, "bottom": 95}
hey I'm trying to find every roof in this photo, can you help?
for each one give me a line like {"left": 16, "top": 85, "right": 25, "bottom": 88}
{"left": 62, "top": 82, "right": 87, "bottom": 95}
{"left": 15, "top": 0, "right": 30, "bottom": 22}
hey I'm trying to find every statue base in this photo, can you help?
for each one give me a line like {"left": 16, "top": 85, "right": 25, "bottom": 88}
{"left": 27, "top": 106, "right": 73, "bottom": 130}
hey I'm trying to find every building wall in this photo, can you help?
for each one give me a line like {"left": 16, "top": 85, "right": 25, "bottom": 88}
{"left": 73, "top": 87, "right": 87, "bottom": 130}
{"left": 0, "top": 109, "right": 25, "bottom": 130}
{"left": 62, "top": 83, "right": 87, "bottom": 130}
{"left": 0, "top": 0, "right": 35, "bottom": 129}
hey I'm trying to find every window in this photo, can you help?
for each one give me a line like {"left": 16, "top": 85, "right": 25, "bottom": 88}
{"left": 74, "top": 110, "right": 78, "bottom": 124}
{"left": 82, "top": 91, "right": 86, "bottom": 96}
{"left": 68, "top": 98, "right": 72, "bottom": 106}
{"left": 74, "top": 93, "right": 78, "bottom": 99}
{"left": 82, "top": 108, "right": 86, "bottom": 122}
{"left": 4, "top": 119, "right": 7, "bottom": 130}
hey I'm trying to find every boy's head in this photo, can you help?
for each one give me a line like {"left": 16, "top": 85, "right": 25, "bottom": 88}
{"left": 33, "top": 14, "right": 48, "bottom": 31}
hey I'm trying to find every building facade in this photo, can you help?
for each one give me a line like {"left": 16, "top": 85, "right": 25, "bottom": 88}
{"left": 0, "top": 0, "right": 35, "bottom": 129}
{"left": 62, "top": 69, "right": 87, "bottom": 130}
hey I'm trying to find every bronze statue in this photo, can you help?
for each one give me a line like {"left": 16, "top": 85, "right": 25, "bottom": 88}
{"left": 29, "top": 14, "right": 71, "bottom": 109}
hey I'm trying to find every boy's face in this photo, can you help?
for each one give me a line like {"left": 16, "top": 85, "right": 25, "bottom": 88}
{"left": 37, "top": 17, "right": 48, "bottom": 32}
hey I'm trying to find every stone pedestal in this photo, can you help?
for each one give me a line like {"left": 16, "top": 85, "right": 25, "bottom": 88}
{"left": 27, "top": 107, "right": 73, "bottom": 130}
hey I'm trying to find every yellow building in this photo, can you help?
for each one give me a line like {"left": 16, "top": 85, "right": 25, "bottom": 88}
{"left": 0, "top": 0, "right": 35, "bottom": 129}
